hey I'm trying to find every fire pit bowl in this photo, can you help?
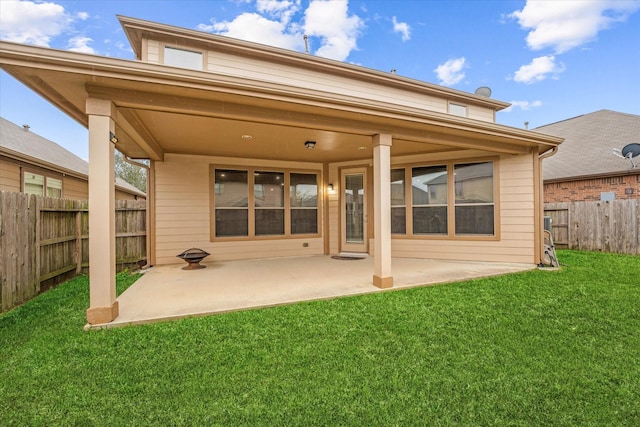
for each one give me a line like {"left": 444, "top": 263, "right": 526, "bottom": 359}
{"left": 176, "top": 248, "right": 210, "bottom": 270}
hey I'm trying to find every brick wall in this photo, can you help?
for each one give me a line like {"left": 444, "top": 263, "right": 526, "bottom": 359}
{"left": 544, "top": 174, "right": 640, "bottom": 203}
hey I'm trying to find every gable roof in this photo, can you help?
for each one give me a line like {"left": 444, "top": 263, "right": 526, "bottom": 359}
{"left": 535, "top": 110, "right": 640, "bottom": 181}
{"left": 0, "top": 117, "right": 145, "bottom": 196}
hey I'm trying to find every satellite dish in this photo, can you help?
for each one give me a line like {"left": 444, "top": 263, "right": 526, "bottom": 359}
{"left": 474, "top": 86, "right": 492, "bottom": 97}
{"left": 612, "top": 143, "right": 640, "bottom": 168}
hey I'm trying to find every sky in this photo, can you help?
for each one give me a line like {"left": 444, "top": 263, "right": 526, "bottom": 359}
{"left": 1, "top": 0, "right": 639, "bottom": 160}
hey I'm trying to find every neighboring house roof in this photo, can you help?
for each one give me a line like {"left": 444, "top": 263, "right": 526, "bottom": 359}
{"left": 535, "top": 110, "right": 640, "bottom": 182}
{"left": 0, "top": 116, "right": 145, "bottom": 196}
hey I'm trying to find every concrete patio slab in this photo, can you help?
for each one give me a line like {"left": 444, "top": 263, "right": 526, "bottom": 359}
{"left": 88, "top": 256, "right": 535, "bottom": 329}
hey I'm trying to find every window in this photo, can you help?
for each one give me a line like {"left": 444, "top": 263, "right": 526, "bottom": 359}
{"left": 254, "top": 171, "right": 284, "bottom": 236}
{"left": 164, "top": 46, "right": 203, "bottom": 70}
{"left": 23, "top": 172, "right": 62, "bottom": 198}
{"left": 290, "top": 173, "right": 318, "bottom": 235}
{"left": 454, "top": 162, "right": 494, "bottom": 235}
{"left": 214, "top": 169, "right": 248, "bottom": 237}
{"left": 391, "top": 169, "right": 406, "bottom": 234}
{"left": 392, "top": 160, "right": 496, "bottom": 238}
{"left": 213, "top": 168, "right": 319, "bottom": 239}
{"left": 449, "top": 103, "right": 468, "bottom": 117}
{"left": 412, "top": 166, "right": 448, "bottom": 235}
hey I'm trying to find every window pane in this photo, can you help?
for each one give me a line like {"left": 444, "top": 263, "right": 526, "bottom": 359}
{"left": 413, "top": 206, "right": 447, "bottom": 235}
{"left": 455, "top": 162, "right": 493, "bottom": 203}
{"left": 449, "top": 103, "right": 468, "bottom": 117}
{"left": 291, "top": 209, "right": 317, "bottom": 234}
{"left": 215, "top": 209, "right": 248, "bottom": 237}
{"left": 47, "top": 178, "right": 62, "bottom": 198}
{"left": 24, "top": 172, "right": 44, "bottom": 196}
{"left": 164, "top": 47, "right": 203, "bottom": 70}
{"left": 215, "top": 170, "right": 247, "bottom": 207}
{"left": 391, "top": 169, "right": 405, "bottom": 206}
{"left": 412, "top": 166, "right": 447, "bottom": 205}
{"left": 391, "top": 207, "right": 406, "bottom": 234}
{"left": 255, "top": 171, "right": 284, "bottom": 208}
{"left": 290, "top": 173, "right": 317, "bottom": 207}
{"left": 255, "top": 209, "right": 284, "bottom": 236}
{"left": 455, "top": 205, "right": 494, "bottom": 235}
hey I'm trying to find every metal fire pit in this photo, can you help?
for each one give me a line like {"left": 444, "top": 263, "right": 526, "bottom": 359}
{"left": 177, "top": 248, "right": 210, "bottom": 270}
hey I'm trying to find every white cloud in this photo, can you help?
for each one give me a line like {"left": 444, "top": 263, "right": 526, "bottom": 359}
{"left": 77, "top": 11, "right": 89, "bottom": 21}
{"left": 392, "top": 16, "right": 410, "bottom": 41}
{"left": 434, "top": 57, "right": 466, "bottom": 86}
{"left": 512, "top": 55, "right": 565, "bottom": 84}
{"left": 199, "top": 0, "right": 364, "bottom": 62}
{"left": 502, "top": 100, "right": 543, "bottom": 112}
{"left": 303, "top": 0, "right": 364, "bottom": 61}
{"left": 197, "top": 12, "right": 303, "bottom": 51}
{"left": 510, "top": 0, "right": 640, "bottom": 53}
{"left": 67, "top": 36, "right": 95, "bottom": 54}
{"left": 0, "top": 0, "right": 73, "bottom": 46}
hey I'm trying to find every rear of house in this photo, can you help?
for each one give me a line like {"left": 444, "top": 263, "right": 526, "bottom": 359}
{"left": 0, "top": 15, "right": 562, "bottom": 324}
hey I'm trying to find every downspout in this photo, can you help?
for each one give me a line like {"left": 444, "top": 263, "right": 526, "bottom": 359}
{"left": 536, "top": 146, "right": 559, "bottom": 265}
{"left": 121, "top": 155, "right": 152, "bottom": 270}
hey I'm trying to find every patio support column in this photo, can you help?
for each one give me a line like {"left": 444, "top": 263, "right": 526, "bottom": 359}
{"left": 85, "top": 99, "right": 118, "bottom": 324}
{"left": 372, "top": 134, "right": 393, "bottom": 288}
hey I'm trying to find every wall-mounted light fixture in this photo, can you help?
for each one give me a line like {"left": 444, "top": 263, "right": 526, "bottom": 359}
{"left": 109, "top": 132, "right": 119, "bottom": 144}
{"left": 328, "top": 183, "right": 334, "bottom": 191}
{"left": 304, "top": 140, "right": 316, "bottom": 149}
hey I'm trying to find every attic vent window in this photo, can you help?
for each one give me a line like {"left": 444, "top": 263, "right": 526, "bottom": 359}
{"left": 449, "top": 103, "right": 468, "bottom": 117}
{"left": 163, "top": 46, "right": 203, "bottom": 70}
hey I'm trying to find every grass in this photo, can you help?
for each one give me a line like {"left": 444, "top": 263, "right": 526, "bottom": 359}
{"left": 1, "top": 250, "right": 638, "bottom": 426}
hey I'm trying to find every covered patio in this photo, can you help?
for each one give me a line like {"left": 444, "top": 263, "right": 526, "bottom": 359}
{"left": 88, "top": 256, "right": 535, "bottom": 329}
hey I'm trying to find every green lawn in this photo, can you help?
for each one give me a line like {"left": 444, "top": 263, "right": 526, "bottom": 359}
{"left": 1, "top": 250, "right": 638, "bottom": 426}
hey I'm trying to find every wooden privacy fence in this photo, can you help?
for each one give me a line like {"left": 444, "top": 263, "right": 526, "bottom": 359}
{"left": 1, "top": 192, "right": 146, "bottom": 312}
{"left": 544, "top": 200, "right": 639, "bottom": 255}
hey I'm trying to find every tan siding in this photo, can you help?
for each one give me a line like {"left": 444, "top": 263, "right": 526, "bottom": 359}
{"left": 0, "top": 159, "right": 20, "bottom": 192}
{"left": 206, "top": 51, "right": 452, "bottom": 115}
{"left": 467, "top": 105, "right": 495, "bottom": 122}
{"left": 154, "top": 153, "right": 324, "bottom": 265}
{"left": 146, "top": 39, "right": 160, "bottom": 63}
{"left": 62, "top": 176, "right": 88, "bottom": 200}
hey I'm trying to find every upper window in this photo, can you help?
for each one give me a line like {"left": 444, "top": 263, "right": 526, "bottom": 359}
{"left": 213, "top": 168, "right": 319, "bottom": 239}
{"left": 23, "top": 172, "right": 62, "bottom": 198}
{"left": 164, "top": 46, "right": 203, "bottom": 70}
{"left": 449, "top": 103, "right": 468, "bottom": 117}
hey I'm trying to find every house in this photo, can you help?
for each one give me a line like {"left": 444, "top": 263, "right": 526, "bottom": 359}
{"left": 1, "top": 117, "right": 146, "bottom": 200}
{"left": 0, "top": 16, "right": 563, "bottom": 325}
{"left": 535, "top": 110, "right": 640, "bottom": 203}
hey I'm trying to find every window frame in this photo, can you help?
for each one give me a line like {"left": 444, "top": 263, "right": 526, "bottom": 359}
{"left": 392, "top": 157, "right": 499, "bottom": 241}
{"left": 22, "top": 169, "right": 64, "bottom": 198}
{"left": 161, "top": 44, "right": 206, "bottom": 70}
{"left": 210, "top": 165, "right": 321, "bottom": 241}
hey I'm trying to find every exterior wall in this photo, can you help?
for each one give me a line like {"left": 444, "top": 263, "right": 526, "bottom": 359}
{"left": 63, "top": 176, "right": 88, "bottom": 200}
{"left": 389, "top": 153, "right": 536, "bottom": 263}
{"left": 0, "top": 158, "right": 20, "bottom": 192}
{"left": 145, "top": 39, "right": 496, "bottom": 123}
{"left": 544, "top": 174, "right": 640, "bottom": 202}
{"left": 153, "top": 153, "right": 324, "bottom": 265}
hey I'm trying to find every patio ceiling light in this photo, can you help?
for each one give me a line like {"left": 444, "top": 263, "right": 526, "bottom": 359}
{"left": 304, "top": 140, "right": 316, "bottom": 149}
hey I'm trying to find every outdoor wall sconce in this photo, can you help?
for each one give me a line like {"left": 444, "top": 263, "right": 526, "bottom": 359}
{"left": 109, "top": 132, "right": 119, "bottom": 144}
{"left": 304, "top": 140, "right": 316, "bottom": 149}
{"left": 328, "top": 183, "right": 334, "bottom": 191}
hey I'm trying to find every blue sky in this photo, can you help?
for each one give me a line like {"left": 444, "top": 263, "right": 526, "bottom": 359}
{"left": 1, "top": 0, "right": 639, "bottom": 160}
